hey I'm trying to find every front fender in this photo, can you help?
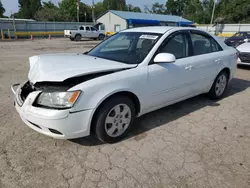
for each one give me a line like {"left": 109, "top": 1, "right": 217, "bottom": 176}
{"left": 68, "top": 66, "right": 148, "bottom": 113}
{"left": 71, "top": 84, "right": 141, "bottom": 112}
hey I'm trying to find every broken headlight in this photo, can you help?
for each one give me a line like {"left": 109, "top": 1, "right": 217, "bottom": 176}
{"left": 36, "top": 91, "right": 81, "bottom": 109}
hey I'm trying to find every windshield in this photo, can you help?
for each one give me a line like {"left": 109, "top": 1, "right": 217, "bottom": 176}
{"left": 88, "top": 32, "right": 162, "bottom": 64}
{"left": 233, "top": 32, "right": 243, "bottom": 37}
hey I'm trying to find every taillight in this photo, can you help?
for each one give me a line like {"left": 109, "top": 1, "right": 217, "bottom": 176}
{"left": 70, "top": 31, "right": 71, "bottom": 34}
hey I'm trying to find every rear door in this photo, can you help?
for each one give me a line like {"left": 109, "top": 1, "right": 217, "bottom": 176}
{"left": 78, "top": 26, "right": 85, "bottom": 37}
{"left": 187, "top": 30, "right": 225, "bottom": 92}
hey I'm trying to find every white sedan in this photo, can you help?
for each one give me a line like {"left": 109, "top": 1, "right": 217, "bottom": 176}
{"left": 236, "top": 41, "right": 250, "bottom": 65}
{"left": 11, "top": 27, "right": 238, "bottom": 143}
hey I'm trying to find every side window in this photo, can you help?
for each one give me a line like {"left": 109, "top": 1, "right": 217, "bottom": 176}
{"left": 159, "top": 33, "right": 189, "bottom": 59}
{"left": 190, "top": 33, "right": 222, "bottom": 55}
{"left": 79, "top": 26, "right": 84, "bottom": 30}
{"left": 210, "top": 37, "right": 222, "bottom": 52}
{"left": 100, "top": 24, "right": 105, "bottom": 30}
{"left": 86, "top": 27, "right": 90, "bottom": 31}
{"left": 91, "top": 27, "right": 97, "bottom": 31}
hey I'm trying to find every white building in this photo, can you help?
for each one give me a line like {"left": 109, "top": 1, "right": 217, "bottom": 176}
{"left": 97, "top": 10, "right": 194, "bottom": 33}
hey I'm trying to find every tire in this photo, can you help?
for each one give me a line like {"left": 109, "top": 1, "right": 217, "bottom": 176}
{"left": 75, "top": 34, "right": 81, "bottom": 41}
{"left": 98, "top": 34, "right": 105, "bottom": 40}
{"left": 207, "top": 70, "right": 229, "bottom": 100}
{"left": 93, "top": 96, "right": 136, "bottom": 143}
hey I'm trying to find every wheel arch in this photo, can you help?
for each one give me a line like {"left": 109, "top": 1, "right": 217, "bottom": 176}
{"left": 90, "top": 90, "right": 141, "bottom": 132}
{"left": 220, "top": 67, "right": 231, "bottom": 79}
{"left": 75, "top": 33, "right": 82, "bottom": 38}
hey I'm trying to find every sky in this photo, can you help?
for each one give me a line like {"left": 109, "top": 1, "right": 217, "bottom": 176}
{"left": 1, "top": 0, "right": 167, "bottom": 16}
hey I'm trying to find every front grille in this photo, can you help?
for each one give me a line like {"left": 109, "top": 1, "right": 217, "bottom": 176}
{"left": 239, "top": 52, "right": 250, "bottom": 63}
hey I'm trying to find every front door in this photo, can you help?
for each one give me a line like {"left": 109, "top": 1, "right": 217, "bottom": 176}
{"left": 147, "top": 32, "right": 195, "bottom": 109}
{"left": 90, "top": 27, "right": 99, "bottom": 38}
{"left": 85, "top": 26, "right": 92, "bottom": 38}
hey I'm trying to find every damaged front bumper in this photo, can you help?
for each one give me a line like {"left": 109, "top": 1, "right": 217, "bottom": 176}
{"left": 11, "top": 82, "right": 93, "bottom": 139}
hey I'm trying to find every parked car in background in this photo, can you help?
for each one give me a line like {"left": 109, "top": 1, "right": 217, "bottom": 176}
{"left": 236, "top": 41, "right": 250, "bottom": 65}
{"left": 224, "top": 31, "right": 250, "bottom": 47}
{"left": 64, "top": 24, "right": 105, "bottom": 41}
{"left": 11, "top": 27, "right": 237, "bottom": 143}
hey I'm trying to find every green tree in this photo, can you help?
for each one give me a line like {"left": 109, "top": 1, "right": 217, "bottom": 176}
{"left": 103, "top": 0, "right": 127, "bottom": 11}
{"left": 0, "top": 0, "right": 5, "bottom": 17}
{"left": 202, "top": 0, "right": 217, "bottom": 24}
{"left": 145, "top": 3, "right": 167, "bottom": 14}
{"left": 43, "top": 1, "right": 57, "bottom": 9}
{"left": 34, "top": 1, "right": 62, "bottom": 21}
{"left": 216, "top": 0, "right": 250, "bottom": 23}
{"left": 17, "top": 0, "right": 42, "bottom": 19}
{"left": 166, "top": 0, "right": 188, "bottom": 16}
{"left": 59, "top": 0, "right": 77, "bottom": 21}
{"left": 183, "top": 0, "right": 204, "bottom": 23}
{"left": 94, "top": 2, "right": 106, "bottom": 18}
{"left": 59, "top": 0, "right": 92, "bottom": 22}
{"left": 152, "top": 3, "right": 167, "bottom": 14}
{"left": 127, "top": 4, "right": 141, "bottom": 12}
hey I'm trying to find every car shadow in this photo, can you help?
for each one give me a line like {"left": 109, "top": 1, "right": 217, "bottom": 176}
{"left": 71, "top": 77, "right": 250, "bottom": 146}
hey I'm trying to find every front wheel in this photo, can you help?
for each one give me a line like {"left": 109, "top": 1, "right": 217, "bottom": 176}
{"left": 207, "top": 71, "right": 229, "bottom": 100}
{"left": 93, "top": 96, "right": 136, "bottom": 143}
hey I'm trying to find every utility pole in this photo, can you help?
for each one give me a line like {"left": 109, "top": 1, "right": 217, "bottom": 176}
{"left": 210, "top": 0, "right": 216, "bottom": 25}
{"left": 92, "top": 0, "right": 95, "bottom": 24}
{"left": 76, "top": 0, "right": 80, "bottom": 23}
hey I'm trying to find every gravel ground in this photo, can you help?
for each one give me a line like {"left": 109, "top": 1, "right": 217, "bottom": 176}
{"left": 0, "top": 38, "right": 250, "bottom": 188}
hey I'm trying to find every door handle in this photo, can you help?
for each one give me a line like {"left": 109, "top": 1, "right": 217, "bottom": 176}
{"left": 215, "top": 59, "right": 221, "bottom": 63}
{"left": 185, "top": 65, "right": 193, "bottom": 70}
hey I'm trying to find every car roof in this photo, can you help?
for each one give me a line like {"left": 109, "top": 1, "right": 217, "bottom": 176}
{"left": 121, "top": 26, "right": 175, "bottom": 34}
{"left": 120, "top": 26, "right": 210, "bottom": 34}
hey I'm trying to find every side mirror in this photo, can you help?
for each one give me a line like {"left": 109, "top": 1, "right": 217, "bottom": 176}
{"left": 154, "top": 53, "right": 176, "bottom": 63}
{"left": 244, "top": 38, "right": 249, "bottom": 42}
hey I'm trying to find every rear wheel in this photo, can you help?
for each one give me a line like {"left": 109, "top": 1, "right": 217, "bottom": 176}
{"left": 93, "top": 96, "right": 136, "bottom": 143}
{"left": 98, "top": 34, "right": 105, "bottom": 40}
{"left": 208, "top": 70, "right": 229, "bottom": 100}
{"left": 75, "top": 34, "right": 81, "bottom": 41}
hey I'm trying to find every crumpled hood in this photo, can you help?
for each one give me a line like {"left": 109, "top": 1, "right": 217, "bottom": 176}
{"left": 237, "top": 42, "right": 250, "bottom": 53}
{"left": 28, "top": 53, "right": 136, "bottom": 84}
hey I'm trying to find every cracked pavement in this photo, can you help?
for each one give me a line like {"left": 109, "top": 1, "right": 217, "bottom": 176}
{"left": 0, "top": 39, "right": 250, "bottom": 188}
